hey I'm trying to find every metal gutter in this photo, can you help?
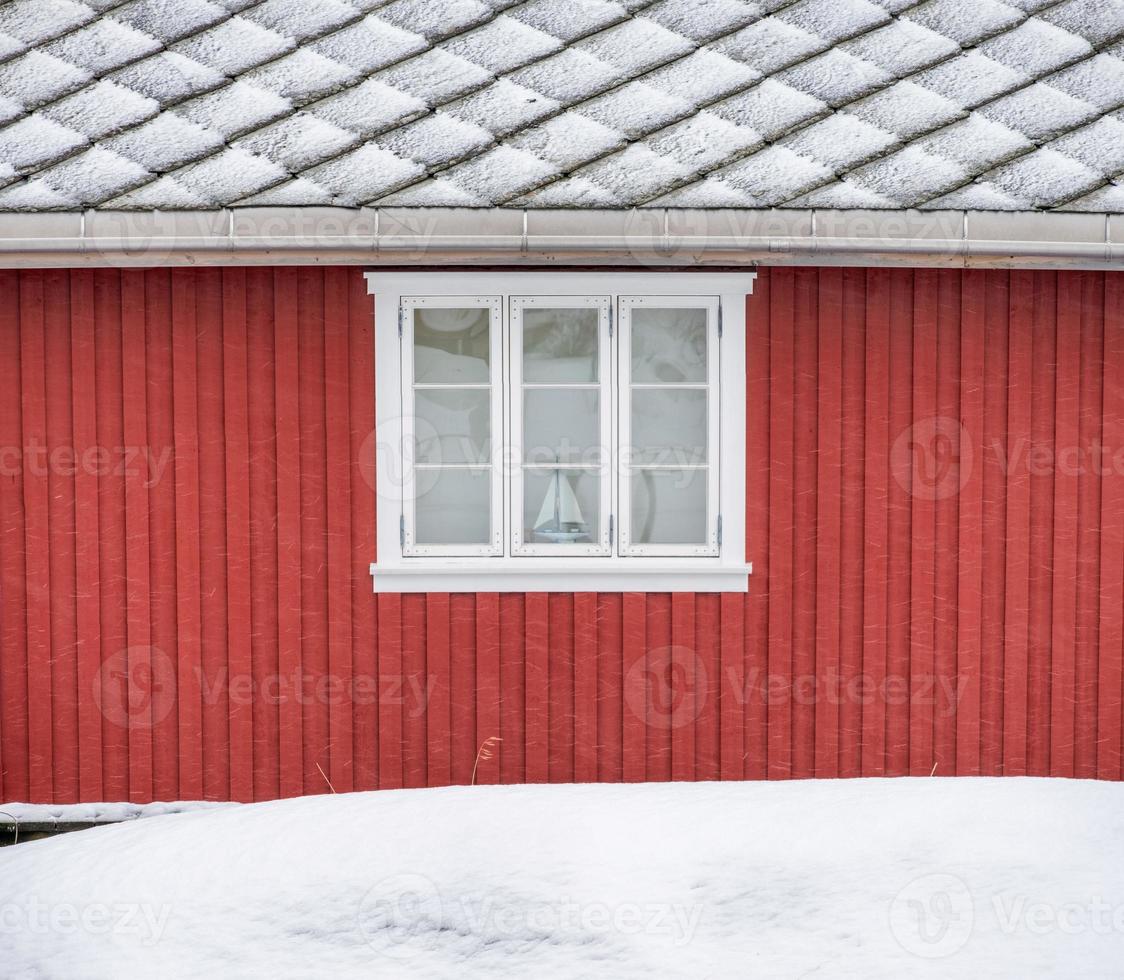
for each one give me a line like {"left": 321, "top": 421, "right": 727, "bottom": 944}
{"left": 0, "top": 207, "right": 1119, "bottom": 269}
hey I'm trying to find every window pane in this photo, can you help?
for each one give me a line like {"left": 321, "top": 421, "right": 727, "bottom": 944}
{"left": 630, "top": 307, "right": 707, "bottom": 383}
{"left": 414, "top": 388, "right": 490, "bottom": 465}
{"left": 630, "top": 469, "right": 707, "bottom": 545}
{"left": 413, "top": 307, "right": 490, "bottom": 383}
{"left": 630, "top": 388, "right": 707, "bottom": 466}
{"left": 523, "top": 388, "right": 601, "bottom": 466}
{"left": 415, "top": 467, "right": 490, "bottom": 545}
{"left": 523, "top": 468, "right": 600, "bottom": 545}
{"left": 522, "top": 308, "right": 599, "bottom": 382}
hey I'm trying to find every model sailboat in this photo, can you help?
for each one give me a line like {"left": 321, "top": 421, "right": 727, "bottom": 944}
{"left": 533, "top": 469, "right": 588, "bottom": 543}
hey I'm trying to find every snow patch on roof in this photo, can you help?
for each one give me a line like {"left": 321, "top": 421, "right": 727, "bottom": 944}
{"left": 1, "top": 0, "right": 1124, "bottom": 211}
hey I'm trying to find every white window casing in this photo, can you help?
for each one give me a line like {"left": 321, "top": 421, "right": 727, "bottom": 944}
{"left": 367, "top": 272, "right": 754, "bottom": 592}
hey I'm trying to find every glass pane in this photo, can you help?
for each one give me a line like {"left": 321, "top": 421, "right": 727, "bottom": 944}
{"left": 522, "top": 308, "right": 599, "bottom": 383}
{"left": 630, "top": 469, "right": 707, "bottom": 545}
{"left": 523, "top": 388, "right": 600, "bottom": 466}
{"left": 630, "top": 307, "right": 707, "bottom": 383}
{"left": 415, "top": 467, "right": 490, "bottom": 545}
{"left": 523, "top": 468, "right": 600, "bottom": 545}
{"left": 414, "top": 388, "right": 490, "bottom": 465}
{"left": 630, "top": 388, "right": 707, "bottom": 466}
{"left": 413, "top": 307, "right": 490, "bottom": 383}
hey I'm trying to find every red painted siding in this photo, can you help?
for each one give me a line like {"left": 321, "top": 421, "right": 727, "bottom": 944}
{"left": 1, "top": 266, "right": 1123, "bottom": 802}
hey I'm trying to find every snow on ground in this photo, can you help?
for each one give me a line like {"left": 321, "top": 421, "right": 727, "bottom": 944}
{"left": 2, "top": 778, "right": 1123, "bottom": 978}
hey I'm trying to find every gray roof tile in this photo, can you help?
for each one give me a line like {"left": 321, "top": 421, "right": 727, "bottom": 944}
{"left": 2, "top": 0, "right": 1124, "bottom": 211}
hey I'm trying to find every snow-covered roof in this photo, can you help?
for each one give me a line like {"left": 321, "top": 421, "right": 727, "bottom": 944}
{"left": 1, "top": 0, "right": 1124, "bottom": 212}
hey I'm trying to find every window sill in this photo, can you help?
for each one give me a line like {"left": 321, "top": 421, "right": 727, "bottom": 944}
{"left": 369, "top": 560, "right": 753, "bottom": 593}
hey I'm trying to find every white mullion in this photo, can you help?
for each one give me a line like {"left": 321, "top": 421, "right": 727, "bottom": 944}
{"left": 618, "top": 295, "right": 721, "bottom": 558}
{"left": 510, "top": 295, "right": 611, "bottom": 557}
{"left": 401, "top": 295, "right": 502, "bottom": 558}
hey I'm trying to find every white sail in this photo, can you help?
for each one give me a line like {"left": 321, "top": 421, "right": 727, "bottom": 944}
{"left": 534, "top": 471, "right": 585, "bottom": 530}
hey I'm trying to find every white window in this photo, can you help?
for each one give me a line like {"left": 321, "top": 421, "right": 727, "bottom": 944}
{"left": 368, "top": 273, "right": 753, "bottom": 592}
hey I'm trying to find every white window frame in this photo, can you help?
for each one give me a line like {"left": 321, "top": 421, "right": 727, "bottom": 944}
{"left": 400, "top": 295, "right": 504, "bottom": 558}
{"left": 618, "top": 295, "right": 721, "bottom": 558}
{"left": 510, "top": 295, "right": 613, "bottom": 557}
{"left": 367, "top": 272, "right": 754, "bottom": 593}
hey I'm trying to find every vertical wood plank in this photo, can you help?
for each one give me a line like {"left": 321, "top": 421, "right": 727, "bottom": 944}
{"left": 573, "top": 592, "right": 598, "bottom": 782}
{"left": 596, "top": 593, "right": 622, "bottom": 782}
{"left": 979, "top": 272, "right": 1010, "bottom": 776}
{"left": 838, "top": 267, "right": 866, "bottom": 778}
{"left": 885, "top": 270, "right": 914, "bottom": 776}
{"left": 475, "top": 593, "right": 501, "bottom": 784}
{"left": 401, "top": 593, "right": 427, "bottom": 789}
{"left": 1099, "top": 273, "right": 1124, "bottom": 781}
{"left": 743, "top": 277, "right": 770, "bottom": 782}
{"left": 349, "top": 270, "right": 377, "bottom": 792}
{"left": 621, "top": 593, "right": 646, "bottom": 782}
{"left": 933, "top": 270, "right": 961, "bottom": 775}
{"left": 670, "top": 592, "right": 696, "bottom": 781}
{"left": 524, "top": 592, "right": 549, "bottom": 782}
{"left": 377, "top": 593, "right": 403, "bottom": 789}
{"left": 171, "top": 270, "right": 203, "bottom": 800}
{"left": 719, "top": 592, "right": 745, "bottom": 780}
{"left": 908, "top": 269, "right": 938, "bottom": 777}
{"left": 956, "top": 270, "right": 986, "bottom": 777}
{"left": 1050, "top": 272, "right": 1081, "bottom": 777}
{"left": 143, "top": 270, "right": 179, "bottom": 803}
{"left": 425, "top": 593, "right": 451, "bottom": 787}
{"left": 122, "top": 270, "right": 154, "bottom": 803}
{"left": 499, "top": 594, "right": 526, "bottom": 783}
{"left": 0, "top": 270, "right": 29, "bottom": 802}
{"left": 324, "top": 267, "right": 354, "bottom": 793}
{"left": 70, "top": 270, "right": 103, "bottom": 801}
{"left": 450, "top": 593, "right": 476, "bottom": 784}
{"left": 297, "top": 269, "right": 328, "bottom": 792}
{"left": 645, "top": 594, "right": 671, "bottom": 781}
{"left": 44, "top": 270, "right": 78, "bottom": 802}
{"left": 814, "top": 268, "right": 842, "bottom": 778}
{"left": 1027, "top": 273, "right": 1056, "bottom": 777}
{"left": 222, "top": 268, "right": 254, "bottom": 802}
{"left": 767, "top": 269, "right": 795, "bottom": 780}
{"left": 1075, "top": 272, "right": 1104, "bottom": 779}
{"left": 247, "top": 267, "right": 280, "bottom": 800}
{"left": 1004, "top": 269, "right": 1034, "bottom": 777}
{"left": 196, "top": 269, "right": 228, "bottom": 800}
{"left": 274, "top": 268, "right": 303, "bottom": 797}
{"left": 694, "top": 593, "right": 720, "bottom": 782}
{"left": 862, "top": 268, "right": 890, "bottom": 777}
{"left": 21, "top": 271, "right": 54, "bottom": 802}
{"left": 548, "top": 594, "right": 575, "bottom": 782}
{"left": 791, "top": 269, "right": 818, "bottom": 779}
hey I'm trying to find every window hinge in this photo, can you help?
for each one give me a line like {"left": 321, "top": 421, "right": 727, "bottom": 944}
{"left": 398, "top": 307, "right": 404, "bottom": 338}
{"left": 609, "top": 514, "right": 615, "bottom": 546}
{"left": 716, "top": 514, "right": 723, "bottom": 548}
{"left": 399, "top": 513, "right": 406, "bottom": 548}
{"left": 608, "top": 304, "right": 614, "bottom": 338}
{"left": 717, "top": 304, "right": 723, "bottom": 339}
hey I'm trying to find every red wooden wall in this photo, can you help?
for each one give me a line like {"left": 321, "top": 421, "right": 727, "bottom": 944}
{"left": 0, "top": 266, "right": 1122, "bottom": 803}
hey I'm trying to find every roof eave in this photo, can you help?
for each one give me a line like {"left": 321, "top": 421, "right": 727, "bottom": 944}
{"left": 0, "top": 207, "right": 1119, "bottom": 270}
